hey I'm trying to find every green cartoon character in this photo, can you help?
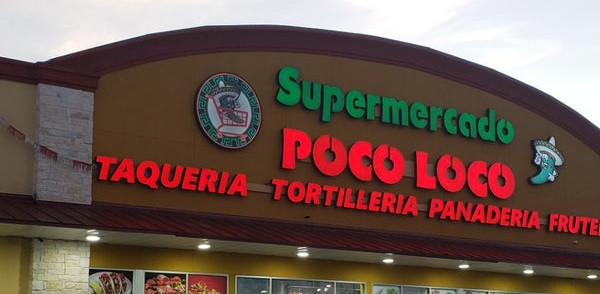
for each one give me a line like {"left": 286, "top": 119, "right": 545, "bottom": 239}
{"left": 529, "top": 136, "right": 564, "bottom": 185}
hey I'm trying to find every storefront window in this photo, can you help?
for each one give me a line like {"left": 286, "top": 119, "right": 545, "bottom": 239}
{"left": 464, "top": 290, "right": 488, "bottom": 294}
{"left": 401, "top": 286, "right": 427, "bottom": 294}
{"left": 273, "top": 279, "right": 332, "bottom": 294}
{"left": 335, "top": 282, "right": 364, "bottom": 294}
{"left": 237, "top": 277, "right": 364, "bottom": 294}
{"left": 374, "top": 284, "right": 549, "bottom": 294}
{"left": 430, "top": 289, "right": 456, "bottom": 294}
{"left": 237, "top": 277, "right": 270, "bottom": 294}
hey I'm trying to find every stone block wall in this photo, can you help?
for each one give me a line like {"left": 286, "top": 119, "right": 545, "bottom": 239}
{"left": 33, "top": 84, "right": 93, "bottom": 204}
{"left": 30, "top": 239, "right": 90, "bottom": 294}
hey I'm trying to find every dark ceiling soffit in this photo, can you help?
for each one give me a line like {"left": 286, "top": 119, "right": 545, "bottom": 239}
{"left": 0, "top": 57, "right": 99, "bottom": 91}
{"left": 0, "top": 193, "right": 599, "bottom": 270}
{"left": 43, "top": 25, "right": 600, "bottom": 155}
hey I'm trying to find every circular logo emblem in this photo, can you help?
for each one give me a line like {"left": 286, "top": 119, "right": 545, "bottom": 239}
{"left": 195, "top": 73, "right": 261, "bottom": 149}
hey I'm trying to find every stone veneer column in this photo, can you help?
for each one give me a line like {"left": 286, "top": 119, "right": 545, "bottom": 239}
{"left": 33, "top": 84, "right": 93, "bottom": 204}
{"left": 30, "top": 239, "right": 90, "bottom": 294}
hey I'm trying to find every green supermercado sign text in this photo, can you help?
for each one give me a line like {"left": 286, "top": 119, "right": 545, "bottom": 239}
{"left": 275, "top": 66, "right": 514, "bottom": 145}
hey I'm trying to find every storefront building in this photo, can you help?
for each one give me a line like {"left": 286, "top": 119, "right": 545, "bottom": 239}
{"left": 1, "top": 25, "right": 600, "bottom": 294}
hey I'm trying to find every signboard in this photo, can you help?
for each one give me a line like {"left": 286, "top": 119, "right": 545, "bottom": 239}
{"left": 93, "top": 62, "right": 599, "bottom": 242}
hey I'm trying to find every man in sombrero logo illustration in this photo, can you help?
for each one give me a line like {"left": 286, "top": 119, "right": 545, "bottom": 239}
{"left": 529, "top": 136, "right": 565, "bottom": 185}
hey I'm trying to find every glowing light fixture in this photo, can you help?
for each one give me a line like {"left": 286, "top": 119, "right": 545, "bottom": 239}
{"left": 85, "top": 235, "right": 100, "bottom": 242}
{"left": 587, "top": 273, "right": 598, "bottom": 280}
{"left": 297, "top": 247, "right": 309, "bottom": 258}
{"left": 382, "top": 253, "right": 394, "bottom": 264}
{"left": 85, "top": 229, "right": 100, "bottom": 242}
{"left": 458, "top": 261, "right": 470, "bottom": 270}
{"left": 198, "top": 240, "right": 211, "bottom": 250}
{"left": 523, "top": 266, "right": 534, "bottom": 275}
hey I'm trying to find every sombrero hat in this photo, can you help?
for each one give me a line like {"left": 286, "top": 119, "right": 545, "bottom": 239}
{"left": 532, "top": 136, "right": 564, "bottom": 166}
{"left": 212, "top": 81, "right": 240, "bottom": 97}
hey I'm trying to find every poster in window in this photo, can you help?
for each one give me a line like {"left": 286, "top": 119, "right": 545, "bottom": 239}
{"left": 431, "top": 289, "right": 457, "bottom": 294}
{"left": 401, "top": 286, "right": 427, "bottom": 294}
{"left": 144, "top": 271, "right": 187, "bottom": 294}
{"left": 373, "top": 285, "right": 400, "bottom": 294}
{"left": 188, "top": 274, "right": 228, "bottom": 294}
{"left": 88, "top": 268, "right": 134, "bottom": 294}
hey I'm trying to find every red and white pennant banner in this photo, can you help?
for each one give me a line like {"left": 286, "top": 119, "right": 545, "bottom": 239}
{"left": 0, "top": 116, "right": 93, "bottom": 172}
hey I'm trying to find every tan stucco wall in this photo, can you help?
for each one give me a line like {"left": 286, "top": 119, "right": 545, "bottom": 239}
{"left": 0, "top": 80, "right": 35, "bottom": 195}
{"left": 0, "top": 237, "right": 32, "bottom": 294}
{"left": 91, "top": 52, "right": 600, "bottom": 251}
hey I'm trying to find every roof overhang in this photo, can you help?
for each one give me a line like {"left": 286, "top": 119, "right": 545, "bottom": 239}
{"left": 1, "top": 193, "right": 598, "bottom": 275}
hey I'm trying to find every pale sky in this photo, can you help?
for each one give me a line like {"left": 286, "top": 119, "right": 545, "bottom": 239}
{"left": 2, "top": 0, "right": 599, "bottom": 127}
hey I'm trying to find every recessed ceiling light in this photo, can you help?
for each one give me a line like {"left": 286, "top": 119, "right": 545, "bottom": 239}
{"left": 86, "top": 235, "right": 100, "bottom": 242}
{"left": 587, "top": 273, "right": 598, "bottom": 280}
{"left": 382, "top": 253, "right": 394, "bottom": 264}
{"left": 523, "top": 266, "right": 534, "bottom": 275}
{"left": 297, "top": 251, "right": 309, "bottom": 258}
{"left": 297, "top": 247, "right": 309, "bottom": 258}
{"left": 198, "top": 241, "right": 211, "bottom": 250}
{"left": 458, "top": 261, "right": 470, "bottom": 269}
{"left": 382, "top": 257, "right": 394, "bottom": 264}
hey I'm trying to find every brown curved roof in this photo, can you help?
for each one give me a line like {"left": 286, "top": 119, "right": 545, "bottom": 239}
{"left": 2, "top": 25, "right": 599, "bottom": 154}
